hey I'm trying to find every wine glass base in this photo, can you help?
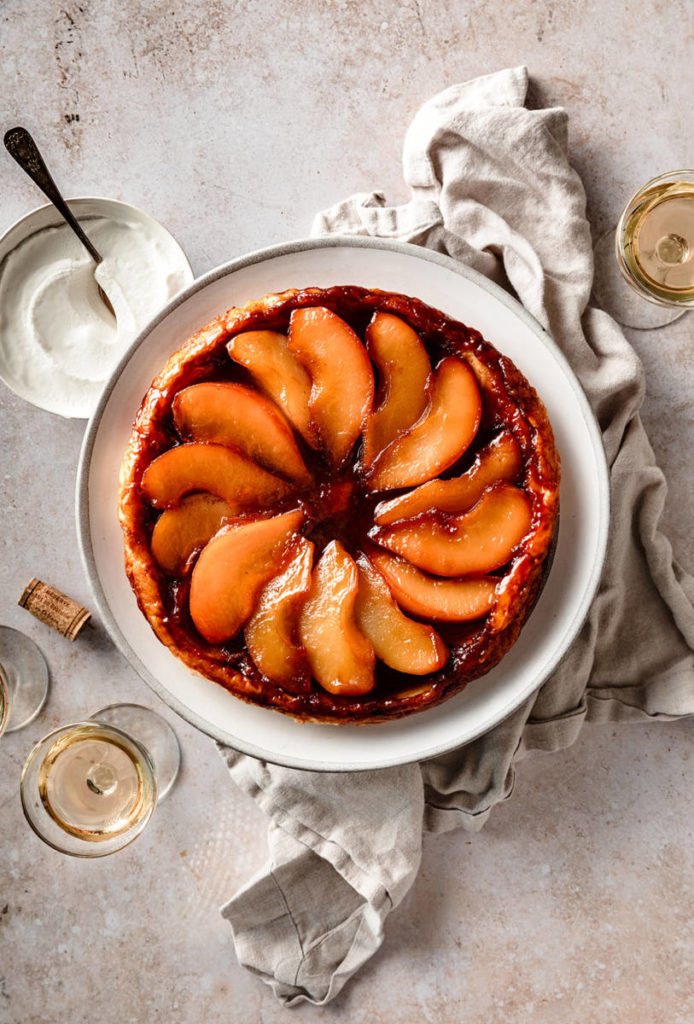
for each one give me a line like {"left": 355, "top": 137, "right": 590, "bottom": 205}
{"left": 0, "top": 626, "right": 49, "bottom": 732}
{"left": 90, "top": 704, "right": 180, "bottom": 799}
{"left": 592, "top": 230, "right": 688, "bottom": 330}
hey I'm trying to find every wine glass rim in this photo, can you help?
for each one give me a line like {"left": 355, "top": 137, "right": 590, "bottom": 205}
{"left": 19, "top": 719, "right": 157, "bottom": 858}
{"left": 0, "top": 663, "right": 8, "bottom": 736}
{"left": 614, "top": 173, "right": 694, "bottom": 310}
{"left": 19, "top": 796, "right": 155, "bottom": 859}
{"left": 628, "top": 169, "right": 694, "bottom": 191}
{"left": 620, "top": 170, "right": 694, "bottom": 222}
{"left": 0, "top": 626, "right": 49, "bottom": 732}
{"left": 21, "top": 718, "right": 156, "bottom": 768}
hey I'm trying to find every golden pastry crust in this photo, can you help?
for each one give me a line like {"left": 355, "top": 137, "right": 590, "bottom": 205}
{"left": 119, "top": 286, "right": 560, "bottom": 723}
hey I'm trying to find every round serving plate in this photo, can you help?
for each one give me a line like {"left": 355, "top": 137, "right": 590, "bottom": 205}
{"left": 77, "top": 237, "right": 609, "bottom": 772}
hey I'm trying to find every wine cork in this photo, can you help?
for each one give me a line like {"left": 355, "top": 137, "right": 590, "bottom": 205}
{"left": 18, "top": 579, "right": 91, "bottom": 641}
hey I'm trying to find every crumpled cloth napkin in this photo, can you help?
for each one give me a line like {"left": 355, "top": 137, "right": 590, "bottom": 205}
{"left": 218, "top": 66, "right": 694, "bottom": 1006}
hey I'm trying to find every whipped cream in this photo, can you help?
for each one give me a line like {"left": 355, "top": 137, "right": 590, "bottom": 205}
{"left": 0, "top": 212, "right": 193, "bottom": 417}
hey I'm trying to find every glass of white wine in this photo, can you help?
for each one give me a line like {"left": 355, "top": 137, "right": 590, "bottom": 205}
{"left": 20, "top": 704, "right": 180, "bottom": 857}
{"left": 0, "top": 625, "right": 49, "bottom": 733}
{"left": 593, "top": 170, "right": 694, "bottom": 330}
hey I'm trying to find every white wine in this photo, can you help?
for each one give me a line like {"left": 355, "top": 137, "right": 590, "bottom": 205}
{"left": 37, "top": 724, "right": 155, "bottom": 841}
{"left": 22, "top": 707, "right": 176, "bottom": 857}
{"left": 619, "top": 178, "right": 694, "bottom": 304}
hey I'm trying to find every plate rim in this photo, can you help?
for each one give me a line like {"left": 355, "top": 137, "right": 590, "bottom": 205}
{"left": 76, "top": 234, "right": 609, "bottom": 771}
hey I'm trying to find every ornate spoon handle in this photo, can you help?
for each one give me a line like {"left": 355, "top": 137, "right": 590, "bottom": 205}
{"left": 4, "top": 126, "right": 114, "bottom": 314}
{"left": 5, "top": 125, "right": 106, "bottom": 265}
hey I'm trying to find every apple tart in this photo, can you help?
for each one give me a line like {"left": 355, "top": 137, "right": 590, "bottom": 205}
{"left": 119, "top": 286, "right": 560, "bottom": 724}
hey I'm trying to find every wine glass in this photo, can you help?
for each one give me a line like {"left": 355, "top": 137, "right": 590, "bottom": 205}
{"left": 0, "top": 625, "right": 49, "bottom": 733}
{"left": 0, "top": 665, "right": 9, "bottom": 736}
{"left": 20, "top": 703, "right": 180, "bottom": 857}
{"left": 592, "top": 170, "right": 694, "bottom": 330}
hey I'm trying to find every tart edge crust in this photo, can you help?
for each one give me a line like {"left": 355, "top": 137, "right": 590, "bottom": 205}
{"left": 118, "top": 286, "right": 560, "bottom": 725}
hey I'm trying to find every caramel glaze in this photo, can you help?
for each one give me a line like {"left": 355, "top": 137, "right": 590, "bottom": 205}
{"left": 119, "top": 286, "right": 560, "bottom": 723}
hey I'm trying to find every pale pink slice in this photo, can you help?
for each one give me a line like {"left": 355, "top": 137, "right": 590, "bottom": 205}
{"left": 226, "top": 329, "right": 317, "bottom": 447}
{"left": 355, "top": 555, "right": 448, "bottom": 675}
{"left": 298, "top": 540, "right": 375, "bottom": 696}
{"left": 370, "top": 483, "right": 532, "bottom": 576}
{"left": 173, "top": 382, "right": 312, "bottom": 485}
{"left": 245, "top": 536, "right": 314, "bottom": 693}
{"left": 140, "top": 442, "right": 295, "bottom": 510}
{"left": 288, "top": 307, "right": 375, "bottom": 468}
{"left": 367, "top": 549, "right": 497, "bottom": 622}
{"left": 189, "top": 510, "right": 304, "bottom": 644}
{"left": 361, "top": 312, "right": 431, "bottom": 469}
{"left": 366, "top": 356, "right": 482, "bottom": 491}
{"left": 151, "top": 494, "right": 233, "bottom": 575}
{"left": 374, "top": 431, "right": 523, "bottom": 526}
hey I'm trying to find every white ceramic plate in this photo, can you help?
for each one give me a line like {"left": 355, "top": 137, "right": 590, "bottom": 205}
{"left": 77, "top": 237, "right": 609, "bottom": 772}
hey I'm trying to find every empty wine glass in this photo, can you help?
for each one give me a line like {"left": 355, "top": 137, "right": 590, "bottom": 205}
{"left": 0, "top": 625, "right": 49, "bottom": 733}
{"left": 593, "top": 170, "right": 694, "bottom": 330}
{"left": 20, "top": 703, "right": 180, "bottom": 857}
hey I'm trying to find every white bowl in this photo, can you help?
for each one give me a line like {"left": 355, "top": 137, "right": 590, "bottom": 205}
{"left": 77, "top": 237, "right": 609, "bottom": 772}
{"left": 0, "top": 197, "right": 193, "bottom": 416}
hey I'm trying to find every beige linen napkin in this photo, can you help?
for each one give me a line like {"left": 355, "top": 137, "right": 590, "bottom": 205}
{"left": 219, "top": 66, "right": 694, "bottom": 1006}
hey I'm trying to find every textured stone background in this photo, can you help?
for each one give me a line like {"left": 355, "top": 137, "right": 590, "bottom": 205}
{"left": 1, "top": 2, "right": 693, "bottom": 1021}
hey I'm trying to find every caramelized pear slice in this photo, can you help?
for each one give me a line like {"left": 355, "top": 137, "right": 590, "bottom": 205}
{"left": 367, "top": 356, "right": 482, "bottom": 491}
{"left": 226, "top": 329, "right": 317, "bottom": 447}
{"left": 141, "top": 442, "right": 295, "bottom": 510}
{"left": 371, "top": 483, "right": 532, "bottom": 576}
{"left": 361, "top": 313, "right": 431, "bottom": 469}
{"left": 245, "top": 536, "right": 314, "bottom": 693}
{"left": 151, "top": 494, "right": 233, "bottom": 575}
{"left": 288, "top": 307, "right": 375, "bottom": 468}
{"left": 189, "top": 510, "right": 304, "bottom": 644}
{"left": 374, "top": 431, "right": 522, "bottom": 526}
{"left": 367, "top": 550, "right": 497, "bottom": 622}
{"left": 173, "top": 382, "right": 312, "bottom": 485}
{"left": 355, "top": 555, "right": 448, "bottom": 675}
{"left": 298, "top": 540, "right": 375, "bottom": 696}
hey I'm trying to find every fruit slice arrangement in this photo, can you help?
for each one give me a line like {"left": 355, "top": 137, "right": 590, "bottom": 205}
{"left": 119, "top": 286, "right": 560, "bottom": 723}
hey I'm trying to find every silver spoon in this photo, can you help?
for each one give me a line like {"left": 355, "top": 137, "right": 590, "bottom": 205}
{"left": 4, "top": 126, "right": 116, "bottom": 318}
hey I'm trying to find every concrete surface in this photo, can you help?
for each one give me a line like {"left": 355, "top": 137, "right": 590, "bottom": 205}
{"left": 1, "top": 1, "right": 693, "bottom": 1021}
